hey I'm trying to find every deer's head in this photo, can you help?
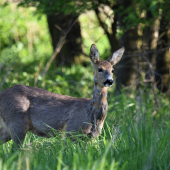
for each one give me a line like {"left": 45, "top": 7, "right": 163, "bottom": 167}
{"left": 90, "top": 44, "right": 124, "bottom": 88}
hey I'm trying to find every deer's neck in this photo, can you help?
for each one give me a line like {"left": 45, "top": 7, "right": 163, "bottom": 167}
{"left": 89, "top": 86, "right": 108, "bottom": 137}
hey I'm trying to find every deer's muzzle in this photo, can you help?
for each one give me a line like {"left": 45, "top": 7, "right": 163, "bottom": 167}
{"left": 104, "top": 79, "right": 114, "bottom": 87}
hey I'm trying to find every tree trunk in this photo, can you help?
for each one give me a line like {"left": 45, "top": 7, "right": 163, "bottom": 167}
{"left": 116, "top": 28, "right": 139, "bottom": 87}
{"left": 144, "top": 11, "right": 159, "bottom": 82}
{"left": 156, "top": 17, "right": 170, "bottom": 92}
{"left": 115, "top": 0, "right": 140, "bottom": 91}
{"left": 47, "top": 14, "right": 82, "bottom": 66}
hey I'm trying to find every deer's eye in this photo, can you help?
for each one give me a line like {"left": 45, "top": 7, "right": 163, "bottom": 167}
{"left": 98, "top": 68, "right": 103, "bottom": 72}
{"left": 112, "top": 70, "right": 114, "bottom": 73}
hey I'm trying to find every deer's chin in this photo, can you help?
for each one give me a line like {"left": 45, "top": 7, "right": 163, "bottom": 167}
{"left": 104, "top": 84, "right": 112, "bottom": 87}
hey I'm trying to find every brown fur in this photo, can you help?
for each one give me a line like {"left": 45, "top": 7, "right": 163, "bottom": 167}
{"left": 0, "top": 44, "right": 124, "bottom": 147}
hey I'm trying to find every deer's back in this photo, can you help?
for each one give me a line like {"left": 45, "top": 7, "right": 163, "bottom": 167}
{"left": 0, "top": 85, "right": 92, "bottom": 136}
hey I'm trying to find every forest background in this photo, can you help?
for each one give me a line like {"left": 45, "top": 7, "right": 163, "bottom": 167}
{"left": 0, "top": 0, "right": 170, "bottom": 169}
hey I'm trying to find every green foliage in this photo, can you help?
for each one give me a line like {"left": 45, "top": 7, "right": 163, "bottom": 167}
{"left": 17, "top": 0, "right": 97, "bottom": 15}
{"left": 9, "top": 0, "right": 170, "bottom": 33}
{"left": 0, "top": 3, "right": 52, "bottom": 65}
{"left": 115, "top": 0, "right": 170, "bottom": 31}
{"left": 3, "top": 0, "right": 170, "bottom": 38}
{"left": 0, "top": 2, "right": 52, "bottom": 91}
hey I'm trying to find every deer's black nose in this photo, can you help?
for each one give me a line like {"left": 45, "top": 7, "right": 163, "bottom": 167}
{"left": 104, "top": 79, "right": 114, "bottom": 86}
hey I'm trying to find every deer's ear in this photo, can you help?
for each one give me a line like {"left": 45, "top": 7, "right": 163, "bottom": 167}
{"left": 90, "top": 44, "right": 99, "bottom": 64}
{"left": 107, "top": 47, "right": 125, "bottom": 66}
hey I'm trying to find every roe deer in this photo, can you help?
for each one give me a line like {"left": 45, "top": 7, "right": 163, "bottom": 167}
{"left": 0, "top": 44, "right": 124, "bottom": 147}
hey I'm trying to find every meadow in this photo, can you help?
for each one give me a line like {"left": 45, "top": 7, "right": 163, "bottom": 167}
{"left": 0, "top": 3, "right": 170, "bottom": 170}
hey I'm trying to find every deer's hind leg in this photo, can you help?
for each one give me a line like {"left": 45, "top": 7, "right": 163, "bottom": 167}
{"left": 0, "top": 117, "right": 26, "bottom": 148}
{"left": 0, "top": 127, "right": 11, "bottom": 144}
{"left": 9, "top": 117, "right": 30, "bottom": 148}
{"left": 0, "top": 118, "right": 11, "bottom": 144}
